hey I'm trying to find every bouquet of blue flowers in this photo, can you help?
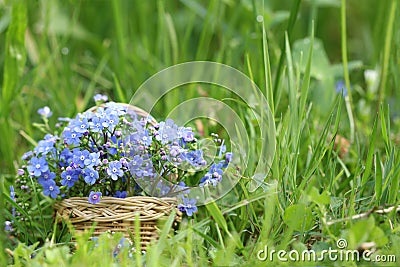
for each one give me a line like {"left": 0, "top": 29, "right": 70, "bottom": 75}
{"left": 13, "top": 95, "right": 232, "bottom": 220}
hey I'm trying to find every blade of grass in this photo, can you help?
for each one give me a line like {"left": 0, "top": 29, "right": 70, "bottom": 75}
{"left": 380, "top": 105, "right": 391, "bottom": 155}
{"left": 214, "top": 222, "right": 225, "bottom": 249}
{"left": 297, "top": 101, "right": 338, "bottom": 195}
{"left": 1, "top": 1, "right": 27, "bottom": 116}
{"left": 2, "top": 192, "right": 30, "bottom": 219}
{"left": 165, "top": 13, "right": 178, "bottom": 64}
{"left": 341, "top": 0, "right": 355, "bottom": 142}
{"left": 195, "top": 0, "right": 219, "bottom": 60}
{"left": 285, "top": 34, "right": 297, "bottom": 134}
{"left": 19, "top": 130, "right": 38, "bottom": 147}
{"left": 380, "top": 148, "right": 400, "bottom": 204}
{"left": 134, "top": 213, "right": 142, "bottom": 267}
{"left": 253, "top": 182, "right": 278, "bottom": 256}
{"left": 111, "top": 0, "right": 127, "bottom": 80}
{"left": 328, "top": 96, "right": 344, "bottom": 192}
{"left": 0, "top": 178, "right": 6, "bottom": 264}
{"left": 185, "top": 224, "right": 193, "bottom": 267}
{"left": 299, "top": 22, "right": 314, "bottom": 123}
{"left": 273, "top": 0, "right": 302, "bottom": 101}
{"left": 360, "top": 115, "right": 377, "bottom": 193}
{"left": 377, "top": 0, "right": 397, "bottom": 113}
{"left": 374, "top": 153, "right": 382, "bottom": 203}
{"left": 28, "top": 176, "right": 48, "bottom": 240}
{"left": 387, "top": 157, "right": 400, "bottom": 204}
{"left": 173, "top": 192, "right": 270, "bottom": 242}
{"left": 0, "top": 1, "right": 27, "bottom": 173}
{"left": 192, "top": 227, "right": 221, "bottom": 249}
{"left": 111, "top": 73, "right": 127, "bottom": 103}
{"left": 148, "top": 211, "right": 176, "bottom": 266}
{"left": 80, "top": 54, "right": 109, "bottom": 111}
{"left": 261, "top": 15, "right": 274, "bottom": 115}
{"left": 180, "top": 11, "right": 197, "bottom": 58}
{"left": 156, "top": 0, "right": 170, "bottom": 65}
{"left": 205, "top": 201, "right": 228, "bottom": 234}
{"left": 293, "top": 22, "right": 314, "bottom": 195}
{"left": 284, "top": 32, "right": 298, "bottom": 192}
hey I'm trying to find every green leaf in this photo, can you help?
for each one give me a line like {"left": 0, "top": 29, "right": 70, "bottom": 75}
{"left": 307, "top": 187, "right": 331, "bottom": 206}
{"left": 283, "top": 203, "right": 314, "bottom": 231}
{"left": 369, "top": 225, "right": 389, "bottom": 247}
{"left": 345, "top": 217, "right": 375, "bottom": 249}
{"left": 344, "top": 216, "right": 389, "bottom": 249}
{"left": 293, "top": 38, "right": 330, "bottom": 81}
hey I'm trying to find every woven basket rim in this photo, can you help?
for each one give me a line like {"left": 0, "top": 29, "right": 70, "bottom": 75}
{"left": 57, "top": 195, "right": 178, "bottom": 201}
{"left": 54, "top": 196, "right": 179, "bottom": 208}
{"left": 86, "top": 102, "right": 157, "bottom": 126}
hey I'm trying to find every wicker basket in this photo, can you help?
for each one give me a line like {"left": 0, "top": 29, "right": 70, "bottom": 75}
{"left": 87, "top": 103, "right": 158, "bottom": 126}
{"left": 54, "top": 103, "right": 181, "bottom": 250}
{"left": 55, "top": 196, "right": 182, "bottom": 250}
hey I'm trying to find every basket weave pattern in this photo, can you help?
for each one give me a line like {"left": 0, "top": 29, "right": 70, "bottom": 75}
{"left": 55, "top": 196, "right": 182, "bottom": 250}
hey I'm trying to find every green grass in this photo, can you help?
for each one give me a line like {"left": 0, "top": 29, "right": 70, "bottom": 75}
{"left": 1, "top": 0, "right": 400, "bottom": 266}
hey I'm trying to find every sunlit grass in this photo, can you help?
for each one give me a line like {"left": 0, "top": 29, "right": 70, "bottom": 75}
{"left": 1, "top": 0, "right": 399, "bottom": 266}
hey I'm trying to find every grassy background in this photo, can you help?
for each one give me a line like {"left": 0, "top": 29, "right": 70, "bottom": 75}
{"left": 1, "top": 0, "right": 399, "bottom": 266}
